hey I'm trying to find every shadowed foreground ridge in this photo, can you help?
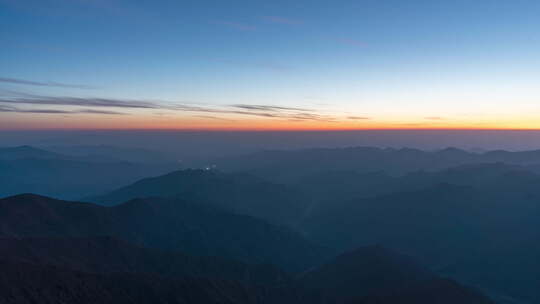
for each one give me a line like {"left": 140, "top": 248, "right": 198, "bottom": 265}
{"left": 0, "top": 194, "right": 326, "bottom": 273}
{"left": 0, "top": 260, "right": 263, "bottom": 304}
{"left": 0, "top": 194, "right": 495, "bottom": 304}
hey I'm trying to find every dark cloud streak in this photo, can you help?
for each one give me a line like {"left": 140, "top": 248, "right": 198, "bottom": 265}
{"left": 0, "top": 77, "right": 96, "bottom": 89}
{"left": 0, "top": 105, "right": 126, "bottom": 115}
{"left": 0, "top": 95, "right": 336, "bottom": 122}
{"left": 231, "top": 104, "right": 313, "bottom": 112}
{"left": 0, "top": 96, "right": 158, "bottom": 109}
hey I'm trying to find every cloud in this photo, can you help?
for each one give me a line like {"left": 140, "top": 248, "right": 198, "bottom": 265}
{"left": 228, "top": 104, "right": 335, "bottom": 121}
{"left": 231, "top": 104, "right": 312, "bottom": 112}
{"left": 290, "top": 112, "right": 336, "bottom": 122}
{"left": 425, "top": 116, "right": 445, "bottom": 120}
{"left": 0, "top": 105, "right": 72, "bottom": 114}
{"left": 0, "top": 77, "right": 96, "bottom": 89}
{"left": 0, "top": 96, "right": 158, "bottom": 109}
{"left": 347, "top": 116, "right": 371, "bottom": 120}
{"left": 78, "top": 109, "right": 127, "bottom": 115}
{"left": 193, "top": 115, "right": 235, "bottom": 122}
{"left": 262, "top": 16, "right": 303, "bottom": 25}
{"left": 179, "top": 103, "right": 333, "bottom": 121}
{"left": 0, "top": 104, "right": 126, "bottom": 115}
{"left": 214, "top": 21, "right": 256, "bottom": 31}
{"left": 0, "top": 94, "right": 337, "bottom": 122}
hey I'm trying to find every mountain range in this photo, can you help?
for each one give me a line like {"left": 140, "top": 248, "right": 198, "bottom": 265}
{"left": 212, "top": 146, "right": 540, "bottom": 182}
{"left": 2, "top": 145, "right": 540, "bottom": 303}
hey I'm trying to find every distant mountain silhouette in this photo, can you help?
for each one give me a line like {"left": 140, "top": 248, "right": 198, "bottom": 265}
{"left": 293, "top": 162, "right": 540, "bottom": 208}
{"left": 0, "top": 236, "right": 289, "bottom": 286}
{"left": 0, "top": 145, "right": 64, "bottom": 160}
{"left": 0, "top": 194, "right": 326, "bottom": 272}
{"left": 213, "top": 146, "right": 540, "bottom": 182}
{"left": 46, "top": 144, "right": 178, "bottom": 164}
{"left": 90, "top": 169, "right": 310, "bottom": 226}
{"left": 0, "top": 146, "right": 179, "bottom": 199}
{"left": 296, "top": 246, "right": 493, "bottom": 304}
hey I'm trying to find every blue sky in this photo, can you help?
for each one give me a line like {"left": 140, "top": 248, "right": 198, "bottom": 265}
{"left": 1, "top": 0, "right": 540, "bottom": 129}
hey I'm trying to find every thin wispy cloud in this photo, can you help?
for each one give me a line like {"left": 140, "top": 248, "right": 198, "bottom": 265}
{"left": 78, "top": 109, "right": 127, "bottom": 115}
{"left": 0, "top": 105, "right": 72, "bottom": 114}
{"left": 348, "top": 116, "right": 371, "bottom": 120}
{"left": 214, "top": 21, "right": 256, "bottom": 31}
{"left": 290, "top": 112, "right": 336, "bottom": 122}
{"left": 0, "top": 105, "right": 124, "bottom": 115}
{"left": 0, "top": 96, "right": 158, "bottom": 109}
{"left": 193, "top": 115, "right": 236, "bottom": 121}
{"left": 0, "top": 77, "right": 96, "bottom": 89}
{"left": 262, "top": 16, "right": 303, "bottom": 25}
{"left": 0, "top": 94, "right": 337, "bottom": 122}
{"left": 229, "top": 104, "right": 335, "bottom": 121}
{"left": 232, "top": 104, "right": 312, "bottom": 112}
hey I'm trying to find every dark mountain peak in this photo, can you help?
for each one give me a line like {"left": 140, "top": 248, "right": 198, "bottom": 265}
{"left": 296, "top": 245, "right": 494, "bottom": 303}
{"left": 0, "top": 194, "right": 85, "bottom": 212}
{"left": 9, "top": 145, "right": 41, "bottom": 152}
{"left": 89, "top": 168, "right": 309, "bottom": 227}
{"left": 298, "top": 246, "right": 435, "bottom": 302}
{"left": 304, "top": 245, "right": 432, "bottom": 281}
{"left": 1, "top": 193, "right": 52, "bottom": 201}
{"left": 89, "top": 169, "right": 229, "bottom": 206}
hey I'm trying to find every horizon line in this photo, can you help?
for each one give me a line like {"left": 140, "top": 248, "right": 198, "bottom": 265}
{"left": 3, "top": 127, "right": 540, "bottom": 132}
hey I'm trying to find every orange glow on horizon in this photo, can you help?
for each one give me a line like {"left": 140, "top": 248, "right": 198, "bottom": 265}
{"left": 2, "top": 112, "right": 540, "bottom": 131}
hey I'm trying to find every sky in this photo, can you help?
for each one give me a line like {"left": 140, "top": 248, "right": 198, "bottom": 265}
{"left": 1, "top": 0, "right": 540, "bottom": 130}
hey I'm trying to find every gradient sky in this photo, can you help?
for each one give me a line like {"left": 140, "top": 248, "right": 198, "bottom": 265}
{"left": 1, "top": 0, "right": 540, "bottom": 130}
